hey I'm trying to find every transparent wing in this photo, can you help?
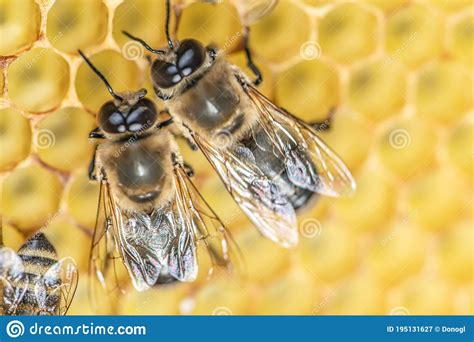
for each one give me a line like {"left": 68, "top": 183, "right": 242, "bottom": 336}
{"left": 89, "top": 179, "right": 129, "bottom": 309}
{"left": 34, "top": 257, "right": 78, "bottom": 315}
{"left": 0, "top": 247, "right": 28, "bottom": 315}
{"left": 245, "top": 84, "right": 356, "bottom": 197}
{"left": 173, "top": 165, "right": 239, "bottom": 275}
{"left": 193, "top": 134, "right": 298, "bottom": 248}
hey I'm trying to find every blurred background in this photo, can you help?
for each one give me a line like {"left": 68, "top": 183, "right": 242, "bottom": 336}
{"left": 0, "top": 0, "right": 472, "bottom": 315}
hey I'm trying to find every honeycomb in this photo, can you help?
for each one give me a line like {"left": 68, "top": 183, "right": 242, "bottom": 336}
{"left": 0, "top": 0, "right": 472, "bottom": 315}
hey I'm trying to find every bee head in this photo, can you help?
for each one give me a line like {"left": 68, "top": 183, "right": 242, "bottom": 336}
{"left": 98, "top": 90, "right": 158, "bottom": 135}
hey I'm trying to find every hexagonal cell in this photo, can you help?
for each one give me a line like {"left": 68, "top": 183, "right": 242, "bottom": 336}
{"left": 255, "top": 267, "right": 318, "bottom": 314}
{"left": 249, "top": 1, "right": 311, "bottom": 64}
{"left": 120, "top": 285, "right": 187, "bottom": 314}
{"left": 438, "top": 221, "right": 472, "bottom": 284}
{"left": 0, "top": 68, "right": 4, "bottom": 94}
{"left": 385, "top": 4, "right": 443, "bottom": 68}
{"left": 415, "top": 61, "right": 472, "bottom": 123}
{"left": 406, "top": 169, "right": 464, "bottom": 232}
{"left": 447, "top": 123, "right": 473, "bottom": 177}
{"left": 113, "top": 0, "right": 167, "bottom": 48}
{"left": 178, "top": 1, "right": 242, "bottom": 50}
{"left": 300, "top": 0, "right": 331, "bottom": 7}
{"left": 1, "top": 165, "right": 63, "bottom": 231}
{"left": 47, "top": 0, "right": 108, "bottom": 54}
{"left": 75, "top": 50, "right": 140, "bottom": 113}
{"left": 317, "top": 109, "right": 372, "bottom": 171}
{"left": 297, "top": 222, "right": 357, "bottom": 282}
{"left": 0, "top": 107, "right": 31, "bottom": 171}
{"left": 377, "top": 117, "right": 437, "bottom": 178}
{"left": 448, "top": 13, "right": 474, "bottom": 69}
{"left": 428, "top": 0, "right": 473, "bottom": 12}
{"left": 275, "top": 59, "right": 340, "bottom": 122}
{"left": 7, "top": 48, "right": 70, "bottom": 113}
{"left": 190, "top": 278, "right": 251, "bottom": 314}
{"left": 399, "top": 276, "right": 454, "bottom": 314}
{"left": 348, "top": 59, "right": 407, "bottom": 121}
{"left": 234, "top": 226, "right": 290, "bottom": 281}
{"left": 0, "top": 0, "right": 40, "bottom": 56}
{"left": 3, "top": 223, "right": 25, "bottom": 251}
{"left": 363, "top": 0, "right": 409, "bottom": 12}
{"left": 35, "top": 107, "right": 95, "bottom": 172}
{"left": 66, "top": 172, "right": 100, "bottom": 231}
{"left": 368, "top": 224, "right": 427, "bottom": 285}
{"left": 324, "top": 274, "right": 387, "bottom": 314}
{"left": 319, "top": 3, "right": 379, "bottom": 64}
{"left": 333, "top": 172, "right": 396, "bottom": 233}
{"left": 230, "top": 0, "right": 278, "bottom": 27}
{"left": 43, "top": 217, "right": 91, "bottom": 271}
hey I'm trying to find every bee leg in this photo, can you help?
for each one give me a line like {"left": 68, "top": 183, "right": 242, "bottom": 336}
{"left": 183, "top": 162, "right": 195, "bottom": 178}
{"left": 88, "top": 146, "right": 97, "bottom": 181}
{"left": 89, "top": 127, "right": 105, "bottom": 139}
{"left": 242, "top": 26, "right": 262, "bottom": 86}
{"left": 310, "top": 107, "right": 335, "bottom": 132}
{"left": 156, "top": 118, "right": 174, "bottom": 129}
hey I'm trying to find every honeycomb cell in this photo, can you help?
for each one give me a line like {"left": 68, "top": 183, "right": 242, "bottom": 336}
{"left": 399, "top": 276, "right": 454, "bottom": 314}
{"left": 317, "top": 110, "right": 372, "bottom": 171}
{"left": 448, "top": 13, "right": 474, "bottom": 69}
{"left": 120, "top": 285, "right": 187, "bottom": 315}
{"left": 385, "top": 4, "right": 443, "bottom": 67}
{"left": 368, "top": 224, "right": 427, "bottom": 285}
{"left": 0, "top": 0, "right": 40, "bottom": 56}
{"left": 235, "top": 227, "right": 290, "bottom": 282}
{"left": 113, "top": 0, "right": 167, "bottom": 48}
{"left": 68, "top": 275, "right": 114, "bottom": 315}
{"left": 43, "top": 217, "right": 91, "bottom": 271}
{"left": 428, "top": 0, "right": 473, "bottom": 12}
{"left": 377, "top": 117, "right": 437, "bottom": 178}
{"left": 47, "top": 0, "right": 108, "bottom": 54}
{"left": 177, "top": 1, "right": 242, "bottom": 50}
{"left": 347, "top": 59, "right": 407, "bottom": 121}
{"left": 275, "top": 60, "right": 340, "bottom": 122}
{"left": 439, "top": 221, "right": 473, "bottom": 284}
{"left": 190, "top": 278, "right": 251, "bottom": 314}
{"left": 447, "top": 123, "right": 473, "bottom": 177}
{"left": 324, "top": 274, "right": 387, "bottom": 314}
{"left": 8, "top": 48, "right": 70, "bottom": 113}
{"left": 0, "top": 107, "right": 31, "bottom": 171}
{"left": 300, "top": 0, "right": 331, "bottom": 7}
{"left": 75, "top": 50, "right": 140, "bottom": 113}
{"left": 2, "top": 223, "right": 25, "bottom": 251}
{"left": 406, "top": 169, "right": 464, "bottom": 232}
{"left": 230, "top": 0, "right": 278, "bottom": 27}
{"left": 297, "top": 222, "right": 357, "bottom": 282}
{"left": 333, "top": 172, "right": 396, "bottom": 233}
{"left": 318, "top": 3, "right": 379, "bottom": 64}
{"left": 1, "top": 165, "right": 63, "bottom": 230}
{"left": 249, "top": 1, "right": 311, "bottom": 64}
{"left": 35, "top": 107, "right": 95, "bottom": 171}
{"left": 364, "top": 0, "right": 409, "bottom": 12}
{"left": 66, "top": 172, "right": 100, "bottom": 231}
{"left": 415, "top": 61, "right": 472, "bottom": 124}
{"left": 255, "top": 267, "right": 319, "bottom": 314}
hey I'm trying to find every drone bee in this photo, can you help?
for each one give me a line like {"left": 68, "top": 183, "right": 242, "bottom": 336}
{"left": 124, "top": 0, "right": 356, "bottom": 248}
{"left": 0, "top": 232, "right": 78, "bottom": 315}
{"left": 79, "top": 51, "right": 234, "bottom": 292}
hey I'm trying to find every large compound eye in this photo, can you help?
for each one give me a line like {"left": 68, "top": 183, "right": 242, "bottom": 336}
{"left": 177, "top": 39, "right": 205, "bottom": 77}
{"left": 126, "top": 98, "right": 157, "bottom": 132}
{"left": 98, "top": 101, "right": 126, "bottom": 134}
{"left": 152, "top": 60, "right": 181, "bottom": 89}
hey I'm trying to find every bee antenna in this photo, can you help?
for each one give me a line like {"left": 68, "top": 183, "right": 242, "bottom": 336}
{"left": 77, "top": 50, "right": 123, "bottom": 102}
{"left": 122, "top": 31, "right": 166, "bottom": 54}
{"left": 165, "top": 0, "right": 174, "bottom": 51}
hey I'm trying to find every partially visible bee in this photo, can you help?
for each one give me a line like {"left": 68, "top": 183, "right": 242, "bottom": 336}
{"left": 0, "top": 232, "right": 78, "bottom": 315}
{"left": 123, "top": 0, "right": 356, "bottom": 248}
{"left": 78, "top": 51, "right": 234, "bottom": 293}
